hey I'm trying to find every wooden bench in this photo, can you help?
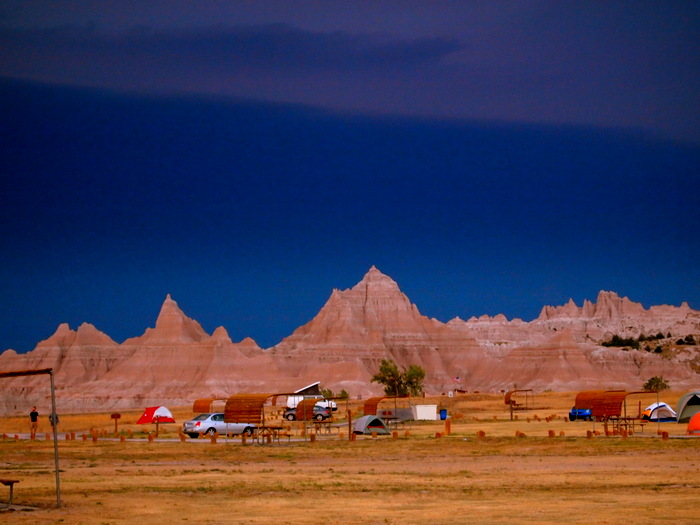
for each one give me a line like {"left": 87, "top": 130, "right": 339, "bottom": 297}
{"left": 0, "top": 479, "right": 19, "bottom": 507}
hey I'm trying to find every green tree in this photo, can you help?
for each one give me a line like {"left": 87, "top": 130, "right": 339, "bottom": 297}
{"left": 371, "top": 358, "right": 425, "bottom": 396}
{"left": 643, "top": 376, "right": 670, "bottom": 392}
{"left": 404, "top": 364, "right": 426, "bottom": 396}
{"left": 321, "top": 387, "right": 349, "bottom": 401}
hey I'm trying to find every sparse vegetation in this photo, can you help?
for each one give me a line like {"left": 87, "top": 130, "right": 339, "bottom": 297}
{"left": 602, "top": 332, "right": 668, "bottom": 350}
{"left": 371, "top": 358, "right": 426, "bottom": 396}
{"left": 676, "top": 334, "right": 697, "bottom": 346}
{"left": 321, "top": 388, "right": 349, "bottom": 400}
{"left": 602, "top": 334, "right": 640, "bottom": 349}
{"left": 642, "top": 375, "right": 670, "bottom": 392}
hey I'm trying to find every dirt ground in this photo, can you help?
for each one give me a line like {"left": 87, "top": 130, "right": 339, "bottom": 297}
{"left": 1, "top": 391, "right": 698, "bottom": 524}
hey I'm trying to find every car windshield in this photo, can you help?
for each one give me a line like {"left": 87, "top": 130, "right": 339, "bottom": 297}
{"left": 192, "top": 414, "right": 210, "bottom": 421}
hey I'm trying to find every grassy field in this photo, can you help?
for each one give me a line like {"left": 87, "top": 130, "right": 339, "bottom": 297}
{"left": 1, "top": 392, "right": 698, "bottom": 524}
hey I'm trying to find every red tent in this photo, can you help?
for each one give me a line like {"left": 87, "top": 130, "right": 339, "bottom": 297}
{"left": 687, "top": 412, "right": 700, "bottom": 435}
{"left": 137, "top": 406, "right": 175, "bottom": 424}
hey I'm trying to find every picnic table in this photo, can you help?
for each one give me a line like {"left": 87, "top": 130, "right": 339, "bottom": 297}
{"left": 609, "top": 416, "right": 648, "bottom": 433}
{"left": 256, "top": 426, "right": 288, "bottom": 445}
{"left": 310, "top": 420, "right": 338, "bottom": 435}
{"left": 0, "top": 479, "right": 19, "bottom": 507}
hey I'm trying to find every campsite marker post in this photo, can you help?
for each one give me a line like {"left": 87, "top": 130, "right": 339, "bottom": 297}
{"left": 111, "top": 413, "right": 121, "bottom": 434}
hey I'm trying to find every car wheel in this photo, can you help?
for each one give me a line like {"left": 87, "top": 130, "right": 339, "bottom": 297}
{"left": 187, "top": 433, "right": 199, "bottom": 439}
{"left": 243, "top": 427, "right": 254, "bottom": 437}
{"left": 314, "top": 414, "right": 324, "bottom": 421}
{"left": 286, "top": 413, "right": 296, "bottom": 421}
{"left": 204, "top": 428, "right": 217, "bottom": 436}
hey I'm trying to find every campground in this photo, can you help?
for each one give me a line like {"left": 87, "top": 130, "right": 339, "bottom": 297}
{"left": 1, "top": 391, "right": 699, "bottom": 524}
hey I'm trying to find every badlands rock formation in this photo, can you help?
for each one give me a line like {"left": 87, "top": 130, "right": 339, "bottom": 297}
{"left": 0, "top": 267, "right": 698, "bottom": 413}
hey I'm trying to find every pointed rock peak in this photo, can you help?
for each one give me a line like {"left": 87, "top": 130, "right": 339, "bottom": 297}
{"left": 36, "top": 323, "right": 76, "bottom": 348}
{"left": 156, "top": 294, "right": 184, "bottom": 326}
{"left": 354, "top": 266, "right": 401, "bottom": 292}
{"left": 211, "top": 326, "right": 232, "bottom": 342}
{"left": 75, "top": 323, "right": 117, "bottom": 346}
{"left": 596, "top": 290, "right": 620, "bottom": 302}
{"left": 237, "top": 336, "right": 261, "bottom": 349}
{"left": 147, "top": 295, "right": 209, "bottom": 343}
{"left": 363, "top": 265, "right": 391, "bottom": 281}
{"left": 54, "top": 323, "right": 73, "bottom": 337}
{"left": 593, "top": 290, "right": 645, "bottom": 318}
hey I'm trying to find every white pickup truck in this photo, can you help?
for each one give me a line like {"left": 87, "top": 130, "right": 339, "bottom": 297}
{"left": 286, "top": 395, "right": 338, "bottom": 411}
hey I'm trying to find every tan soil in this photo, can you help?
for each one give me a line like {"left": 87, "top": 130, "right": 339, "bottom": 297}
{"left": 1, "top": 392, "right": 698, "bottom": 524}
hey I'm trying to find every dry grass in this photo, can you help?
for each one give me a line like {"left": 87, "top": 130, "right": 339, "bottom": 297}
{"left": 1, "top": 392, "right": 698, "bottom": 524}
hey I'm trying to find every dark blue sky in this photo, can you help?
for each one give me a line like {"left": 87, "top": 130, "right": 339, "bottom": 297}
{"left": 1, "top": 3, "right": 699, "bottom": 352}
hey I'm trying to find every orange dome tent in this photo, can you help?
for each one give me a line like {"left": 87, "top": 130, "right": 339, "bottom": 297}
{"left": 687, "top": 412, "right": 700, "bottom": 435}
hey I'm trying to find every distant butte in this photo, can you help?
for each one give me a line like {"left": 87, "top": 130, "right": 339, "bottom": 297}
{"left": 0, "top": 267, "right": 698, "bottom": 412}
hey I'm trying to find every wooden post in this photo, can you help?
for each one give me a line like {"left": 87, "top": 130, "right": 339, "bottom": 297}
{"left": 347, "top": 409, "right": 353, "bottom": 442}
{"left": 111, "top": 413, "right": 121, "bottom": 434}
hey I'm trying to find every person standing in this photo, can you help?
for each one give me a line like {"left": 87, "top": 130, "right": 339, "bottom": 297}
{"left": 30, "top": 406, "right": 39, "bottom": 439}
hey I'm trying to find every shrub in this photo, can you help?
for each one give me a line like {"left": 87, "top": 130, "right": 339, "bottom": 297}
{"left": 602, "top": 334, "right": 639, "bottom": 349}
{"left": 643, "top": 376, "right": 670, "bottom": 392}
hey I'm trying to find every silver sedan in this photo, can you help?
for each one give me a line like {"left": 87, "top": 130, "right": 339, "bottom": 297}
{"left": 182, "top": 413, "right": 256, "bottom": 438}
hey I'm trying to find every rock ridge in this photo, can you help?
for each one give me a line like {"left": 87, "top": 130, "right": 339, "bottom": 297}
{"left": 0, "top": 267, "right": 697, "bottom": 412}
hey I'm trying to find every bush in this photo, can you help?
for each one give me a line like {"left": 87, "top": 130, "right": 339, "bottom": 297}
{"left": 602, "top": 334, "right": 639, "bottom": 349}
{"left": 643, "top": 376, "right": 670, "bottom": 392}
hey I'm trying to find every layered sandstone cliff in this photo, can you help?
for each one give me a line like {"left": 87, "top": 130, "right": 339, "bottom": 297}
{"left": 0, "top": 267, "right": 698, "bottom": 412}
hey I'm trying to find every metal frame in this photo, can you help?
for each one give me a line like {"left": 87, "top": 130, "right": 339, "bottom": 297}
{"left": 0, "top": 368, "right": 61, "bottom": 508}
